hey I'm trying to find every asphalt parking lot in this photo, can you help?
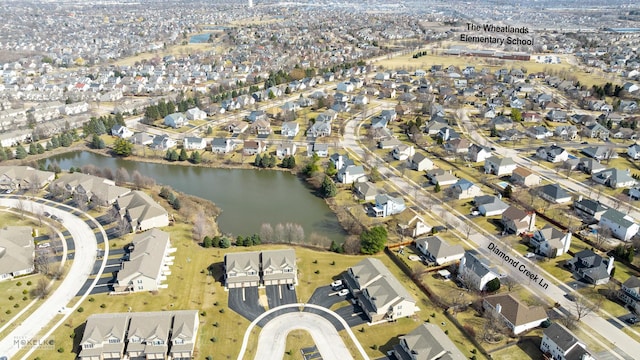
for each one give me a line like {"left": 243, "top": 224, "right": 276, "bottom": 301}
{"left": 228, "top": 287, "right": 265, "bottom": 322}
{"left": 307, "top": 286, "right": 346, "bottom": 308}
{"left": 266, "top": 284, "right": 297, "bottom": 308}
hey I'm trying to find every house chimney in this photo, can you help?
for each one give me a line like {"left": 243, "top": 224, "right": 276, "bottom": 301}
{"left": 495, "top": 303, "right": 502, "bottom": 314}
{"left": 563, "top": 231, "right": 572, "bottom": 254}
{"left": 607, "top": 256, "right": 615, "bottom": 275}
{"left": 528, "top": 212, "right": 536, "bottom": 232}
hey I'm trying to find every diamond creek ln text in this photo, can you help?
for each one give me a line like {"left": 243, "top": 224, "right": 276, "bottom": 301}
{"left": 488, "top": 242, "right": 549, "bottom": 290}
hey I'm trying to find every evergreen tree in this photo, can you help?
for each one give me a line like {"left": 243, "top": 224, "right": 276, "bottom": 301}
{"left": 166, "top": 101, "right": 176, "bottom": 114}
{"left": 28, "top": 143, "right": 37, "bottom": 155}
{"left": 218, "top": 237, "right": 231, "bottom": 248}
{"left": 360, "top": 226, "right": 388, "bottom": 254}
{"left": 113, "top": 138, "right": 133, "bottom": 156}
{"left": 172, "top": 197, "right": 181, "bottom": 210}
{"left": 36, "top": 143, "right": 45, "bottom": 154}
{"left": 321, "top": 175, "right": 337, "bottom": 198}
{"left": 0, "top": 147, "right": 6, "bottom": 161}
{"left": 50, "top": 136, "right": 60, "bottom": 149}
{"left": 92, "top": 134, "right": 105, "bottom": 149}
{"left": 203, "top": 236, "right": 213, "bottom": 248}
{"left": 254, "top": 153, "right": 262, "bottom": 167}
{"left": 179, "top": 148, "right": 188, "bottom": 161}
{"left": 190, "top": 151, "right": 202, "bottom": 164}
{"left": 5, "top": 148, "right": 13, "bottom": 160}
{"left": 434, "top": 183, "right": 441, "bottom": 193}
{"left": 15, "top": 144, "right": 28, "bottom": 159}
{"left": 326, "top": 161, "right": 337, "bottom": 176}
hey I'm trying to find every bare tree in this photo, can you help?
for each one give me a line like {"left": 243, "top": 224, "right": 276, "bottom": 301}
{"left": 574, "top": 296, "right": 601, "bottom": 321}
{"left": 274, "top": 223, "right": 285, "bottom": 242}
{"left": 260, "top": 223, "right": 274, "bottom": 243}
{"left": 31, "top": 278, "right": 50, "bottom": 299}
{"left": 114, "top": 217, "right": 131, "bottom": 237}
{"left": 595, "top": 226, "right": 611, "bottom": 248}
{"left": 132, "top": 170, "right": 144, "bottom": 189}
{"left": 16, "top": 199, "right": 26, "bottom": 219}
{"left": 501, "top": 276, "right": 520, "bottom": 291}
{"left": 102, "top": 167, "right": 114, "bottom": 180}
{"left": 482, "top": 308, "right": 508, "bottom": 342}
{"left": 28, "top": 173, "right": 41, "bottom": 196}
{"left": 192, "top": 211, "right": 207, "bottom": 242}
{"left": 342, "top": 235, "right": 361, "bottom": 254}
{"left": 73, "top": 193, "right": 88, "bottom": 211}
{"left": 115, "top": 167, "right": 130, "bottom": 185}
{"left": 560, "top": 315, "right": 577, "bottom": 330}
{"left": 463, "top": 222, "right": 475, "bottom": 240}
{"left": 35, "top": 252, "right": 52, "bottom": 276}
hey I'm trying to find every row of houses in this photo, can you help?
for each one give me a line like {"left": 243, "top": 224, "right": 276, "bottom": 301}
{"left": 224, "top": 249, "right": 297, "bottom": 289}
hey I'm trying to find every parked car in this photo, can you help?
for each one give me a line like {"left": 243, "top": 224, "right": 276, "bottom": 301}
{"left": 331, "top": 279, "right": 343, "bottom": 289}
{"left": 287, "top": 283, "right": 294, "bottom": 291}
{"left": 337, "top": 289, "right": 349, "bottom": 296}
{"left": 626, "top": 317, "right": 638, "bottom": 324}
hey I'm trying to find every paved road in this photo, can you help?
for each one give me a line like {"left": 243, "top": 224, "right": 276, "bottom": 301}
{"left": 341, "top": 112, "right": 640, "bottom": 358}
{"left": 254, "top": 312, "right": 354, "bottom": 360}
{"left": 0, "top": 197, "right": 106, "bottom": 359}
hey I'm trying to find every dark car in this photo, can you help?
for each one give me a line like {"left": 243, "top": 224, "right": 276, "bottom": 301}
{"left": 626, "top": 317, "right": 638, "bottom": 324}
{"left": 565, "top": 293, "right": 576, "bottom": 302}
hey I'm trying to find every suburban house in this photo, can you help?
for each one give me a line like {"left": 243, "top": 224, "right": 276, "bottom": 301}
{"left": 183, "top": 136, "right": 207, "bottom": 150}
{"left": 185, "top": 107, "right": 207, "bottom": 120}
{"left": 484, "top": 156, "right": 517, "bottom": 176}
{"left": 415, "top": 236, "right": 464, "bottom": 266}
{"left": 129, "top": 132, "right": 155, "bottom": 146}
{"left": 566, "top": 249, "right": 614, "bottom": 285}
{"left": 537, "top": 184, "right": 573, "bottom": 204}
{"left": 280, "top": 121, "right": 300, "bottom": 137}
{"left": 427, "top": 169, "right": 458, "bottom": 186}
{"left": 224, "top": 249, "right": 297, "bottom": 288}
{"left": 582, "top": 123, "right": 610, "bottom": 139}
{"left": 78, "top": 313, "right": 129, "bottom": 360}
{"left": 540, "top": 323, "right": 595, "bottom": 360}
{"left": 0, "top": 166, "right": 54, "bottom": 191}
{"left": 246, "top": 110, "right": 267, "bottom": 123}
{"left": 468, "top": 144, "right": 492, "bottom": 163}
{"left": 250, "top": 119, "right": 272, "bottom": 136}
{"left": 373, "top": 194, "right": 406, "bottom": 217}
{"left": 474, "top": 195, "right": 509, "bottom": 216}
{"left": 627, "top": 144, "right": 640, "bottom": 160}
{"left": 409, "top": 152, "right": 433, "bottom": 171}
{"left": 529, "top": 225, "right": 572, "bottom": 258}
{"left": 458, "top": 252, "right": 500, "bottom": 291}
{"left": 307, "top": 143, "right": 329, "bottom": 157}
{"left": 49, "top": 172, "right": 131, "bottom": 206}
{"left": 526, "top": 125, "right": 553, "bottom": 139}
{"left": 444, "top": 138, "right": 470, "bottom": 154}
{"left": 581, "top": 146, "right": 617, "bottom": 161}
{"left": 243, "top": 140, "right": 266, "bottom": 155}
{"left": 210, "top": 138, "right": 235, "bottom": 153}
{"left": 618, "top": 276, "right": 640, "bottom": 314}
{"left": 125, "top": 311, "right": 198, "bottom": 360}
{"left": 578, "top": 158, "right": 606, "bottom": 175}
{"left": 599, "top": 208, "right": 640, "bottom": 241}
{"left": 114, "top": 190, "right": 169, "bottom": 232}
{"left": 592, "top": 168, "right": 636, "bottom": 189}
{"left": 261, "top": 249, "right": 298, "bottom": 287}
{"left": 163, "top": 112, "right": 187, "bottom": 128}
{"left": 450, "top": 179, "right": 483, "bottom": 200}
{"left": 276, "top": 141, "right": 297, "bottom": 158}
{"left": 536, "top": 145, "right": 569, "bottom": 163}
{"left": 307, "top": 119, "right": 332, "bottom": 137}
{"left": 111, "top": 124, "right": 134, "bottom": 138}
{"left": 150, "top": 135, "right": 177, "bottom": 151}
{"left": 113, "top": 229, "right": 175, "bottom": 293}
{"left": 510, "top": 167, "right": 541, "bottom": 187}
{"left": 392, "top": 144, "right": 415, "bottom": 161}
{"left": 391, "top": 323, "right": 466, "bottom": 360}
{"left": 337, "top": 164, "right": 366, "bottom": 184}
{"left": 227, "top": 121, "right": 249, "bottom": 135}
{"left": 502, "top": 206, "right": 536, "bottom": 234}
{"left": 483, "top": 293, "right": 547, "bottom": 335}
{"left": 354, "top": 182, "right": 379, "bottom": 202}
{"left": 574, "top": 198, "right": 608, "bottom": 221}
{"left": 0, "top": 226, "right": 34, "bottom": 281}
{"left": 343, "top": 258, "right": 418, "bottom": 323}
{"left": 400, "top": 214, "right": 431, "bottom": 238}
{"left": 224, "top": 251, "right": 260, "bottom": 288}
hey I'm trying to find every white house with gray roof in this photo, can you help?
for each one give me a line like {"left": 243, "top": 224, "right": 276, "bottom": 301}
{"left": 164, "top": 112, "right": 187, "bottom": 128}
{"left": 114, "top": 190, "right": 169, "bottom": 232}
{"left": 458, "top": 252, "right": 500, "bottom": 291}
{"left": 261, "top": 249, "right": 297, "bottom": 286}
{"left": 592, "top": 168, "right": 636, "bottom": 189}
{"left": 50, "top": 172, "right": 130, "bottom": 206}
{"left": 415, "top": 236, "right": 464, "bottom": 266}
{"left": 344, "top": 258, "right": 417, "bottom": 323}
{"left": 224, "top": 249, "right": 297, "bottom": 289}
{"left": 599, "top": 208, "right": 640, "bottom": 241}
{"left": 224, "top": 251, "right": 260, "bottom": 289}
{"left": 530, "top": 225, "right": 572, "bottom": 258}
{"left": 484, "top": 156, "right": 517, "bottom": 176}
{"left": 474, "top": 195, "right": 509, "bottom": 217}
{"left": 540, "top": 323, "right": 595, "bottom": 360}
{"left": 113, "top": 229, "right": 174, "bottom": 293}
{"left": 0, "top": 226, "right": 34, "bottom": 281}
{"left": 183, "top": 136, "right": 207, "bottom": 150}
{"left": 373, "top": 194, "right": 405, "bottom": 217}
{"left": 392, "top": 323, "right": 466, "bottom": 360}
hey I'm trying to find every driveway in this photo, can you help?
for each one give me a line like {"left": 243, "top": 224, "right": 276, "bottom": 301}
{"left": 228, "top": 287, "right": 265, "bottom": 322}
{"left": 307, "top": 286, "right": 346, "bottom": 308}
{"left": 255, "top": 312, "right": 353, "bottom": 360}
{"left": 266, "top": 284, "right": 297, "bottom": 309}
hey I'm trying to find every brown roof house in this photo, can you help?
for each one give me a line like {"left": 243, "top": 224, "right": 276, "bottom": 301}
{"left": 501, "top": 206, "right": 536, "bottom": 234}
{"left": 391, "top": 323, "right": 466, "bottom": 360}
{"left": 483, "top": 293, "right": 547, "bottom": 335}
{"left": 510, "top": 167, "right": 541, "bottom": 187}
{"left": 114, "top": 190, "right": 169, "bottom": 232}
{"left": 0, "top": 226, "right": 34, "bottom": 281}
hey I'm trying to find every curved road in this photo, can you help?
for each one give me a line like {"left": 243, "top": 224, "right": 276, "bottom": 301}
{"left": 0, "top": 197, "right": 107, "bottom": 359}
{"left": 255, "top": 312, "right": 354, "bottom": 360}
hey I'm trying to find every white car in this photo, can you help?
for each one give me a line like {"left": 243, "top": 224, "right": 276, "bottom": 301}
{"left": 337, "top": 289, "right": 349, "bottom": 296}
{"left": 331, "top": 279, "right": 343, "bottom": 289}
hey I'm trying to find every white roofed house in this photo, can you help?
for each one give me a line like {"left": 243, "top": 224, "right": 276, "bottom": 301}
{"left": 484, "top": 156, "right": 517, "bottom": 176}
{"left": 592, "top": 168, "right": 636, "bottom": 189}
{"left": 599, "top": 208, "right": 640, "bottom": 241}
{"left": 211, "top": 138, "right": 235, "bottom": 154}
{"left": 627, "top": 144, "right": 640, "bottom": 160}
{"left": 185, "top": 107, "right": 207, "bottom": 120}
{"left": 415, "top": 236, "right": 464, "bottom": 266}
{"left": 343, "top": 258, "right": 418, "bottom": 323}
{"left": 392, "top": 144, "right": 415, "bottom": 161}
{"left": 0, "top": 226, "right": 34, "bottom": 281}
{"left": 458, "top": 252, "right": 500, "bottom": 291}
{"left": 183, "top": 136, "right": 207, "bottom": 150}
{"left": 261, "top": 249, "right": 297, "bottom": 286}
{"left": 113, "top": 229, "right": 175, "bottom": 293}
{"left": 224, "top": 251, "right": 260, "bottom": 289}
{"left": 114, "top": 190, "right": 169, "bottom": 232}
{"left": 111, "top": 124, "right": 133, "bottom": 139}
{"left": 276, "top": 141, "right": 297, "bottom": 158}
{"left": 474, "top": 195, "right": 509, "bottom": 217}
{"left": 126, "top": 312, "right": 172, "bottom": 359}
{"left": 529, "top": 225, "right": 572, "bottom": 258}
{"left": 169, "top": 311, "right": 200, "bottom": 359}
{"left": 483, "top": 293, "right": 548, "bottom": 335}
{"left": 0, "top": 166, "right": 54, "bottom": 192}
{"left": 280, "top": 121, "right": 300, "bottom": 137}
